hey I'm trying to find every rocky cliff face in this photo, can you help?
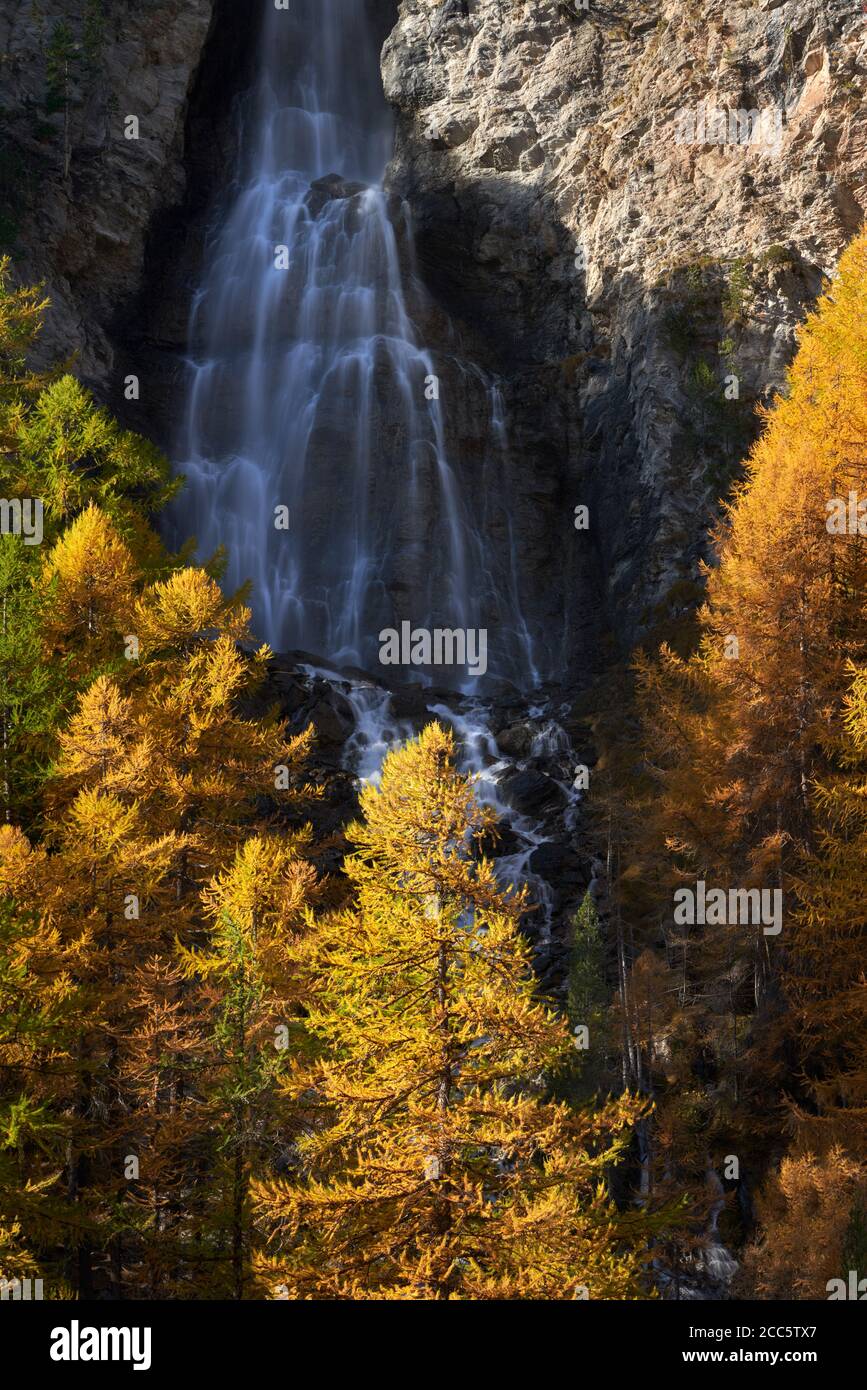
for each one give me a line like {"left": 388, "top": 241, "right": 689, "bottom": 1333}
{"left": 0, "top": 0, "right": 231, "bottom": 385}
{"left": 3, "top": 0, "right": 865, "bottom": 666}
{"left": 382, "top": 0, "right": 867, "bottom": 652}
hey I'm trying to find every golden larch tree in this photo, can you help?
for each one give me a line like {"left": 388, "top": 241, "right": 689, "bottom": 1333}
{"left": 255, "top": 723, "right": 653, "bottom": 1300}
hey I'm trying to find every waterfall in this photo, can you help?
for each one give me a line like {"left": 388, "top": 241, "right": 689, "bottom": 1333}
{"left": 173, "top": 0, "right": 539, "bottom": 688}
{"left": 170, "top": 1, "right": 581, "bottom": 958}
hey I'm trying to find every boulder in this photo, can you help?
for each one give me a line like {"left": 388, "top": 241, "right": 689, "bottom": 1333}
{"left": 496, "top": 768, "right": 567, "bottom": 816}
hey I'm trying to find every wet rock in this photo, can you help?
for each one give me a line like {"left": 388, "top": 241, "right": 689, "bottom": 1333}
{"left": 261, "top": 657, "right": 593, "bottom": 995}
{"left": 654, "top": 1239, "right": 740, "bottom": 1300}
{"left": 305, "top": 688, "right": 355, "bottom": 744}
{"left": 495, "top": 721, "right": 537, "bottom": 758}
{"left": 306, "top": 173, "right": 368, "bottom": 217}
{"left": 497, "top": 768, "right": 568, "bottom": 817}
{"left": 388, "top": 684, "right": 434, "bottom": 721}
{"left": 339, "top": 665, "right": 390, "bottom": 688}
{"left": 266, "top": 662, "right": 309, "bottom": 715}
{"left": 528, "top": 840, "right": 584, "bottom": 885}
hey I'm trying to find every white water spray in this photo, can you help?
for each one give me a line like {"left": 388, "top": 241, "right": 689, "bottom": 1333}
{"left": 174, "top": 0, "right": 538, "bottom": 684}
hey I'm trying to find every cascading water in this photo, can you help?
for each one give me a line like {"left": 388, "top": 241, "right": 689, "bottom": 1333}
{"left": 172, "top": 0, "right": 580, "bottom": 963}
{"left": 174, "top": 0, "right": 538, "bottom": 685}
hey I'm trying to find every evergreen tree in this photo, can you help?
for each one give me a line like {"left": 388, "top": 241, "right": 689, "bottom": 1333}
{"left": 0, "top": 258, "right": 49, "bottom": 433}
{"left": 0, "top": 537, "right": 69, "bottom": 825}
{"left": 639, "top": 228, "right": 867, "bottom": 923}
{"left": 44, "top": 22, "right": 77, "bottom": 179}
{"left": 0, "top": 263, "right": 180, "bottom": 828}
{"left": 128, "top": 567, "right": 316, "bottom": 883}
{"left": 554, "top": 890, "right": 611, "bottom": 1103}
{"left": 12, "top": 373, "right": 178, "bottom": 556}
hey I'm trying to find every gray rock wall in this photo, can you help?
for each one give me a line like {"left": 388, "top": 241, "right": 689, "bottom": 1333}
{"left": 383, "top": 0, "right": 867, "bottom": 653}
{"left": 0, "top": 0, "right": 218, "bottom": 385}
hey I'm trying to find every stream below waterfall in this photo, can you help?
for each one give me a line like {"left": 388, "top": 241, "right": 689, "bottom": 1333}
{"left": 266, "top": 654, "right": 590, "bottom": 993}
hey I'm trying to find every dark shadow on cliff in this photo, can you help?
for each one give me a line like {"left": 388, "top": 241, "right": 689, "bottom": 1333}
{"left": 386, "top": 159, "right": 826, "bottom": 670}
